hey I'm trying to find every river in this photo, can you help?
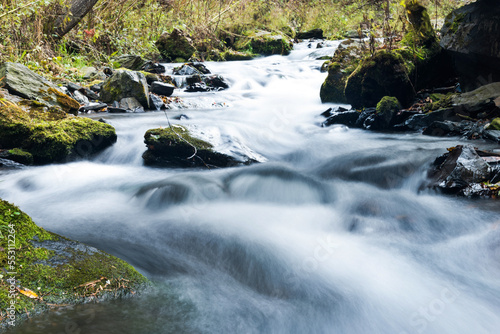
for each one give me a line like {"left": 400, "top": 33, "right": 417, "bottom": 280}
{"left": 1, "top": 41, "right": 499, "bottom": 334}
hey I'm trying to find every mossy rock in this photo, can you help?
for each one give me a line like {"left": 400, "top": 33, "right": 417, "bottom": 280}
{"left": 0, "top": 199, "right": 148, "bottom": 327}
{"left": 0, "top": 148, "right": 33, "bottom": 165}
{"left": 155, "top": 28, "right": 196, "bottom": 62}
{"left": 345, "top": 50, "right": 415, "bottom": 109}
{"left": 0, "top": 62, "right": 80, "bottom": 115}
{"left": 404, "top": 0, "right": 438, "bottom": 49}
{"left": 235, "top": 30, "right": 293, "bottom": 56}
{"left": 111, "top": 54, "right": 147, "bottom": 71}
{"left": 100, "top": 70, "right": 150, "bottom": 109}
{"left": 487, "top": 118, "right": 500, "bottom": 131}
{"left": 320, "top": 62, "right": 347, "bottom": 103}
{"left": 143, "top": 126, "right": 242, "bottom": 168}
{"left": 221, "top": 50, "right": 256, "bottom": 61}
{"left": 0, "top": 104, "right": 117, "bottom": 164}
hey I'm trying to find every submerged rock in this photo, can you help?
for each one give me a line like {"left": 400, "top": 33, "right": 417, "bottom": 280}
{"left": 0, "top": 199, "right": 147, "bottom": 327}
{"left": 99, "top": 69, "right": 150, "bottom": 109}
{"left": 143, "top": 126, "right": 251, "bottom": 168}
{"left": 0, "top": 62, "right": 80, "bottom": 115}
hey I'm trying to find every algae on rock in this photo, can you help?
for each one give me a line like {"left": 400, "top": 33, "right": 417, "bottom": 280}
{"left": 0, "top": 199, "right": 147, "bottom": 327}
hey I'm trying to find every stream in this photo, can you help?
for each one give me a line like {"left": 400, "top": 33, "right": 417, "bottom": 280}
{"left": 1, "top": 41, "right": 500, "bottom": 334}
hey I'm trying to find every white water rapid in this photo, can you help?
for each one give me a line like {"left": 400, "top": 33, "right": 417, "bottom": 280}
{"left": 1, "top": 41, "right": 499, "bottom": 334}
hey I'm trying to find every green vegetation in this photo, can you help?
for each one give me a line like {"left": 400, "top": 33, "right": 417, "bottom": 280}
{"left": 0, "top": 199, "right": 147, "bottom": 325}
{"left": 0, "top": 0, "right": 462, "bottom": 79}
{"left": 487, "top": 118, "right": 500, "bottom": 131}
{"left": 376, "top": 96, "right": 401, "bottom": 114}
{"left": 0, "top": 103, "right": 117, "bottom": 164}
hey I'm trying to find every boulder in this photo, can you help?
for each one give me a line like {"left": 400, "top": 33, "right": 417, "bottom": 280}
{"left": 452, "top": 82, "right": 500, "bottom": 118}
{"left": 0, "top": 104, "right": 117, "bottom": 164}
{"left": 149, "top": 94, "right": 165, "bottom": 110}
{"left": 404, "top": 108, "right": 460, "bottom": 131}
{"left": 440, "top": 0, "right": 500, "bottom": 91}
{"left": 100, "top": 70, "right": 150, "bottom": 109}
{"left": 151, "top": 81, "right": 175, "bottom": 96}
{"left": 0, "top": 148, "right": 33, "bottom": 165}
{"left": 427, "top": 145, "right": 492, "bottom": 195}
{"left": 185, "top": 75, "right": 229, "bottom": 92}
{"left": 295, "top": 29, "right": 324, "bottom": 40}
{"left": 0, "top": 199, "right": 147, "bottom": 323}
{"left": 320, "top": 62, "right": 347, "bottom": 103}
{"left": 235, "top": 30, "right": 293, "bottom": 56}
{"left": 322, "top": 110, "right": 360, "bottom": 127}
{"left": 111, "top": 54, "right": 147, "bottom": 71}
{"left": 221, "top": 50, "right": 255, "bottom": 61}
{"left": 0, "top": 62, "right": 80, "bottom": 114}
{"left": 173, "top": 63, "right": 211, "bottom": 75}
{"left": 142, "top": 126, "right": 245, "bottom": 168}
{"left": 119, "top": 97, "right": 144, "bottom": 112}
{"left": 155, "top": 28, "right": 196, "bottom": 62}
{"left": 344, "top": 51, "right": 415, "bottom": 109}
{"left": 79, "top": 102, "right": 108, "bottom": 113}
{"left": 364, "top": 96, "right": 401, "bottom": 131}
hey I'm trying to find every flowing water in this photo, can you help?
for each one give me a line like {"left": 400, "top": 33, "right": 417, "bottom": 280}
{"left": 1, "top": 41, "right": 500, "bottom": 334}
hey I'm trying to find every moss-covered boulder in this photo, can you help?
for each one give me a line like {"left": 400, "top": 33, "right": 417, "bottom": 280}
{"left": 100, "top": 70, "right": 150, "bottom": 109}
{"left": 0, "top": 62, "right": 80, "bottom": 115}
{"left": 345, "top": 51, "right": 415, "bottom": 109}
{"left": 320, "top": 62, "right": 347, "bottom": 103}
{"left": 143, "top": 126, "right": 245, "bottom": 168}
{"left": 221, "top": 50, "right": 256, "bottom": 61}
{"left": 0, "top": 104, "right": 117, "bottom": 164}
{"left": 364, "top": 96, "right": 401, "bottom": 131}
{"left": 155, "top": 28, "right": 196, "bottom": 62}
{"left": 487, "top": 118, "right": 500, "bottom": 131}
{"left": 0, "top": 199, "right": 147, "bottom": 327}
{"left": 235, "top": 30, "right": 293, "bottom": 56}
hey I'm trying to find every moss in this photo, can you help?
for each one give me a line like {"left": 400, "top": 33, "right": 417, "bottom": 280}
{"left": 45, "top": 87, "right": 80, "bottom": 115}
{"left": 376, "top": 96, "right": 401, "bottom": 114}
{"left": 4, "top": 148, "right": 33, "bottom": 165}
{"left": 423, "top": 92, "right": 456, "bottom": 112}
{"left": 0, "top": 199, "right": 148, "bottom": 326}
{"left": 0, "top": 105, "right": 117, "bottom": 164}
{"left": 234, "top": 30, "right": 292, "bottom": 56}
{"left": 320, "top": 62, "right": 347, "bottom": 103}
{"left": 145, "top": 126, "right": 213, "bottom": 151}
{"left": 444, "top": 12, "right": 466, "bottom": 34}
{"left": 487, "top": 118, "right": 500, "bottom": 131}
{"left": 221, "top": 50, "right": 256, "bottom": 61}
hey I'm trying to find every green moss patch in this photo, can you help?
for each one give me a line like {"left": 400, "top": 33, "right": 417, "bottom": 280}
{"left": 487, "top": 118, "right": 500, "bottom": 131}
{"left": 0, "top": 200, "right": 148, "bottom": 327}
{"left": 0, "top": 105, "right": 117, "bottom": 164}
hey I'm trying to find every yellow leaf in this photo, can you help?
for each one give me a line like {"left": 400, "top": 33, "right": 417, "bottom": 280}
{"left": 18, "top": 287, "right": 38, "bottom": 299}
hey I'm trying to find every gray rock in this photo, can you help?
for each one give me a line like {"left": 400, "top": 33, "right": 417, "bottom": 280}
{"left": 112, "top": 54, "right": 147, "bottom": 71}
{"left": 72, "top": 90, "right": 89, "bottom": 105}
{"left": 149, "top": 94, "right": 165, "bottom": 110}
{"left": 100, "top": 70, "right": 150, "bottom": 109}
{"left": 405, "top": 108, "right": 460, "bottom": 131}
{"left": 119, "top": 97, "right": 144, "bottom": 112}
{"left": 0, "top": 62, "right": 80, "bottom": 114}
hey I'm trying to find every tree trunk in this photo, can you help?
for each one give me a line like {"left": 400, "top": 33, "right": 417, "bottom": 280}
{"left": 49, "top": 0, "right": 100, "bottom": 38}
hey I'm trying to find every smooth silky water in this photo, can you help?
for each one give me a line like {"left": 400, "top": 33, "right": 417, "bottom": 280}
{"left": 1, "top": 41, "right": 499, "bottom": 334}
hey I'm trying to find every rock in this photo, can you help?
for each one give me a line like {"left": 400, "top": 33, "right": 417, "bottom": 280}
{"left": 355, "top": 108, "right": 377, "bottom": 128}
{"left": 0, "top": 62, "right": 80, "bottom": 114}
{"left": 185, "top": 75, "right": 229, "bottom": 92}
{"left": 428, "top": 145, "right": 492, "bottom": 195}
{"left": 221, "top": 50, "right": 255, "bottom": 61}
{"left": 0, "top": 199, "right": 148, "bottom": 323}
{"left": 142, "top": 62, "right": 166, "bottom": 74}
{"left": 344, "top": 51, "right": 415, "bottom": 109}
{"left": 487, "top": 118, "right": 500, "bottom": 131}
{"left": 72, "top": 90, "right": 89, "bottom": 105}
{"left": 0, "top": 103, "right": 117, "bottom": 164}
{"left": 80, "top": 87, "right": 99, "bottom": 101}
{"left": 364, "top": 96, "right": 401, "bottom": 131}
{"left": 119, "top": 97, "right": 144, "bottom": 112}
{"left": 100, "top": 70, "right": 150, "bottom": 109}
{"left": 185, "top": 82, "right": 210, "bottom": 92}
{"left": 79, "top": 102, "right": 108, "bottom": 113}
{"left": 142, "top": 126, "right": 243, "bottom": 168}
{"left": 322, "top": 110, "right": 360, "bottom": 127}
{"left": 150, "top": 81, "right": 175, "bottom": 96}
{"left": 422, "top": 120, "right": 472, "bottom": 137}
{"left": 65, "top": 82, "right": 83, "bottom": 92}
{"left": 140, "top": 71, "right": 160, "bottom": 85}
{"left": 173, "top": 63, "right": 211, "bottom": 75}
{"left": 155, "top": 28, "right": 196, "bottom": 62}
{"left": 345, "top": 30, "right": 367, "bottom": 39}
{"left": 235, "top": 30, "right": 292, "bottom": 56}
{"left": 90, "top": 82, "right": 103, "bottom": 93}
{"left": 0, "top": 148, "right": 33, "bottom": 165}
{"left": 295, "top": 29, "right": 324, "bottom": 40}
{"left": 112, "top": 54, "right": 147, "bottom": 71}
{"left": 320, "top": 62, "right": 347, "bottom": 103}
{"left": 108, "top": 107, "right": 128, "bottom": 113}
{"left": 440, "top": 0, "right": 500, "bottom": 91}
{"left": 452, "top": 82, "right": 500, "bottom": 118}
{"left": 483, "top": 130, "right": 500, "bottom": 143}
{"left": 149, "top": 94, "right": 165, "bottom": 110}
{"left": 404, "top": 108, "right": 461, "bottom": 131}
